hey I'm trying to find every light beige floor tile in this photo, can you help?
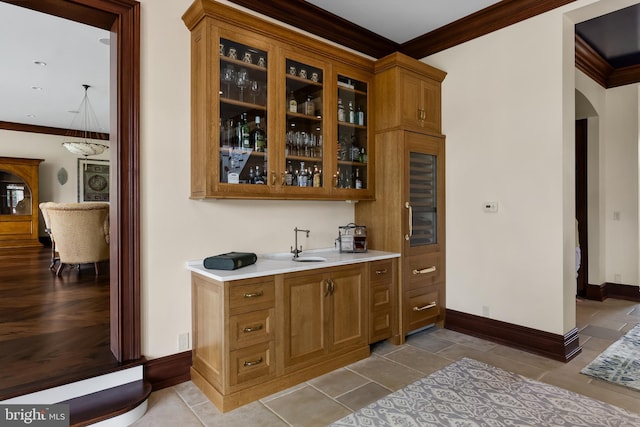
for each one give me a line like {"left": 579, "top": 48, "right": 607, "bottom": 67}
{"left": 131, "top": 388, "right": 204, "bottom": 426}
{"left": 335, "top": 381, "right": 391, "bottom": 411}
{"left": 405, "top": 330, "right": 456, "bottom": 353}
{"left": 580, "top": 324, "right": 624, "bottom": 340}
{"left": 259, "top": 381, "right": 307, "bottom": 403}
{"left": 383, "top": 345, "right": 453, "bottom": 374}
{"left": 580, "top": 334, "right": 616, "bottom": 352}
{"left": 262, "top": 385, "right": 351, "bottom": 427}
{"left": 345, "top": 354, "right": 424, "bottom": 391}
{"left": 370, "top": 339, "right": 401, "bottom": 355}
{"left": 489, "top": 344, "right": 565, "bottom": 370}
{"left": 429, "top": 328, "right": 498, "bottom": 351}
{"left": 306, "top": 367, "right": 370, "bottom": 398}
{"left": 174, "top": 381, "right": 210, "bottom": 407}
{"left": 191, "top": 400, "right": 288, "bottom": 427}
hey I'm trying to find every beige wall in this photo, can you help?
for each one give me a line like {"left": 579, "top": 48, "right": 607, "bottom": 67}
{"left": 139, "top": 0, "right": 355, "bottom": 358}
{"left": 0, "top": 130, "right": 109, "bottom": 234}
{"left": 426, "top": 0, "right": 640, "bottom": 335}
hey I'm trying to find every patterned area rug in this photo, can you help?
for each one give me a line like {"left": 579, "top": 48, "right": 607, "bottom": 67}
{"left": 330, "top": 358, "right": 640, "bottom": 427}
{"left": 581, "top": 323, "right": 640, "bottom": 391}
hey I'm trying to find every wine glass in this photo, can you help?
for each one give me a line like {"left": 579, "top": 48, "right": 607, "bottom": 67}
{"left": 221, "top": 65, "right": 235, "bottom": 98}
{"left": 250, "top": 80, "right": 261, "bottom": 104}
{"left": 235, "top": 68, "right": 250, "bottom": 102}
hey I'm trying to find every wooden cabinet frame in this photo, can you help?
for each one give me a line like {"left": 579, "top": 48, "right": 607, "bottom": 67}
{"left": 183, "top": 0, "right": 375, "bottom": 200}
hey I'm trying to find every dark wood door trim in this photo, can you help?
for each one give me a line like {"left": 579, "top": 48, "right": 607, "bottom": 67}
{"left": 2, "top": 0, "right": 141, "bottom": 363}
{"left": 575, "top": 119, "right": 588, "bottom": 297}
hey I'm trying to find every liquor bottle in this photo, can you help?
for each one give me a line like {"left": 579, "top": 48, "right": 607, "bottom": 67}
{"left": 357, "top": 105, "right": 365, "bottom": 126}
{"left": 254, "top": 165, "right": 265, "bottom": 184}
{"left": 240, "top": 113, "right": 251, "bottom": 149}
{"left": 289, "top": 91, "right": 297, "bottom": 113}
{"left": 348, "top": 100, "right": 355, "bottom": 124}
{"left": 337, "top": 98, "right": 345, "bottom": 122}
{"left": 359, "top": 147, "right": 367, "bottom": 163}
{"left": 252, "top": 116, "right": 266, "bottom": 152}
{"left": 285, "top": 161, "right": 294, "bottom": 186}
{"left": 305, "top": 95, "right": 315, "bottom": 116}
{"left": 298, "top": 162, "right": 308, "bottom": 187}
{"left": 248, "top": 166, "right": 255, "bottom": 184}
{"left": 312, "top": 164, "right": 321, "bottom": 187}
{"left": 355, "top": 168, "right": 362, "bottom": 189}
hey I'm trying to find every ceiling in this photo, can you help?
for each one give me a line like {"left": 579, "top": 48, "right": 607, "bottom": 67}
{"left": 1, "top": 0, "right": 639, "bottom": 136}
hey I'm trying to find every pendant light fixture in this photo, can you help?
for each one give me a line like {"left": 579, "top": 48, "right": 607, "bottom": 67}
{"left": 62, "top": 84, "right": 109, "bottom": 157}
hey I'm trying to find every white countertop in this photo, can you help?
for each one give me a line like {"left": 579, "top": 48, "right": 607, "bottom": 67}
{"left": 186, "top": 248, "right": 400, "bottom": 281}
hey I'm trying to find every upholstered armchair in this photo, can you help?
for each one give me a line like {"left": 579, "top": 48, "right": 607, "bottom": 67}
{"left": 44, "top": 202, "right": 110, "bottom": 276}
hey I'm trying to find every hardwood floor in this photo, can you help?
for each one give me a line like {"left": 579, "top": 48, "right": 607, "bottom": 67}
{"left": 0, "top": 246, "right": 119, "bottom": 401}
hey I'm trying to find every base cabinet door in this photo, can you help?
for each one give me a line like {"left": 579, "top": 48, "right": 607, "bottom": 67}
{"left": 282, "top": 271, "right": 328, "bottom": 369}
{"left": 282, "top": 264, "right": 366, "bottom": 371}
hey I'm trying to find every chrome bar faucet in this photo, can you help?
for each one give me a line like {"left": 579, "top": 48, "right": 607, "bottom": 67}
{"left": 291, "top": 227, "right": 310, "bottom": 258}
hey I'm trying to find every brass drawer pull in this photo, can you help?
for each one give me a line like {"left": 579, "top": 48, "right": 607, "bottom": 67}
{"left": 243, "top": 357, "right": 263, "bottom": 367}
{"left": 243, "top": 324, "right": 264, "bottom": 333}
{"left": 413, "top": 302, "right": 437, "bottom": 311}
{"left": 243, "top": 291, "right": 264, "bottom": 298}
{"left": 375, "top": 269, "right": 388, "bottom": 275}
{"left": 412, "top": 266, "right": 436, "bottom": 275}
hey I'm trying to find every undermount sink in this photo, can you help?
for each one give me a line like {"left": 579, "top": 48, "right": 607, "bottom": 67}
{"left": 292, "top": 256, "right": 326, "bottom": 262}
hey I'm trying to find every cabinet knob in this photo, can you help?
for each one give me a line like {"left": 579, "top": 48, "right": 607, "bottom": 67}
{"left": 271, "top": 171, "right": 277, "bottom": 185}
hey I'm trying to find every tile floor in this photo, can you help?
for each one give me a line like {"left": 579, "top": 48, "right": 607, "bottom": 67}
{"left": 132, "top": 298, "right": 640, "bottom": 426}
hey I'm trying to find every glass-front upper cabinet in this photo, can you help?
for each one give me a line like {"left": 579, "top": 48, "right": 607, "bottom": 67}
{"left": 282, "top": 57, "right": 325, "bottom": 192}
{"left": 218, "top": 37, "right": 270, "bottom": 188}
{"left": 334, "top": 72, "right": 371, "bottom": 198}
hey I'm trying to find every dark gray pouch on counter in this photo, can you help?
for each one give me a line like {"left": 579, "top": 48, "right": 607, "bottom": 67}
{"left": 203, "top": 252, "right": 257, "bottom": 270}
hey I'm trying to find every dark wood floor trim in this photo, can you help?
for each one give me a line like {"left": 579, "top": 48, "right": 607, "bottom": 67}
{"left": 145, "top": 351, "right": 192, "bottom": 391}
{"left": 586, "top": 282, "right": 640, "bottom": 302}
{"left": 445, "top": 309, "right": 581, "bottom": 362}
{"left": 65, "top": 379, "right": 151, "bottom": 427}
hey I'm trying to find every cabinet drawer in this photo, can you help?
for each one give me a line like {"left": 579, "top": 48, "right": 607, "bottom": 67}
{"left": 405, "top": 287, "right": 441, "bottom": 333}
{"left": 229, "top": 278, "right": 275, "bottom": 314}
{"left": 229, "top": 342, "right": 275, "bottom": 388}
{"left": 370, "top": 308, "right": 392, "bottom": 343}
{"left": 369, "top": 259, "right": 394, "bottom": 285}
{"left": 229, "top": 309, "right": 274, "bottom": 350}
{"left": 405, "top": 253, "right": 441, "bottom": 290}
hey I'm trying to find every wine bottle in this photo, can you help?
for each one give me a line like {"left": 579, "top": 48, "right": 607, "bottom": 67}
{"left": 298, "top": 162, "right": 308, "bottom": 187}
{"left": 312, "top": 164, "right": 321, "bottom": 187}
{"left": 240, "top": 113, "right": 251, "bottom": 149}
{"left": 355, "top": 168, "right": 362, "bottom": 189}
{"left": 285, "top": 161, "right": 294, "bottom": 186}
{"left": 289, "top": 91, "right": 297, "bottom": 113}
{"left": 252, "top": 116, "right": 266, "bottom": 152}
{"left": 348, "top": 100, "right": 355, "bottom": 124}
{"left": 305, "top": 95, "right": 314, "bottom": 116}
{"left": 254, "top": 165, "right": 265, "bottom": 184}
{"left": 337, "top": 98, "right": 345, "bottom": 122}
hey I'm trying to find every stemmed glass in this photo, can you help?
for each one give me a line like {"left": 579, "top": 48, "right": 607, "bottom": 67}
{"left": 250, "top": 80, "right": 261, "bottom": 104}
{"left": 221, "top": 65, "right": 235, "bottom": 98}
{"left": 235, "top": 68, "right": 250, "bottom": 102}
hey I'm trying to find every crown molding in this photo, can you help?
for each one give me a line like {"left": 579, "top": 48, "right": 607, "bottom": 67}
{"left": 399, "top": 0, "right": 577, "bottom": 59}
{"left": 575, "top": 34, "right": 611, "bottom": 88}
{"left": 226, "top": 0, "right": 398, "bottom": 59}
